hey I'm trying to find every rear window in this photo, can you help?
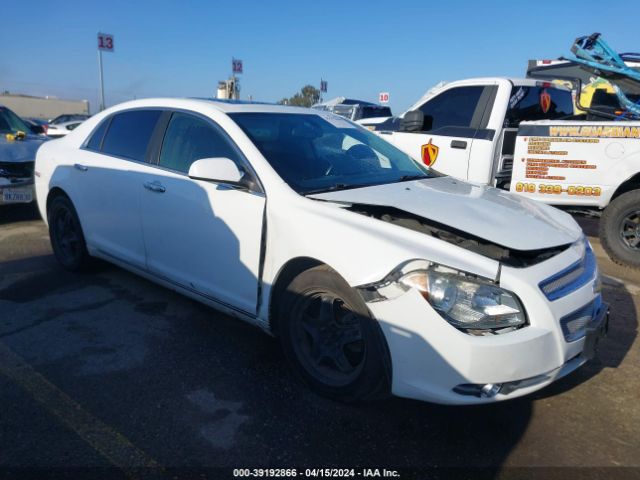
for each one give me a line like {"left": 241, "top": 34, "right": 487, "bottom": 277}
{"left": 506, "top": 86, "right": 574, "bottom": 127}
{"left": 360, "top": 106, "right": 392, "bottom": 119}
{"left": 85, "top": 119, "right": 110, "bottom": 151}
{"left": 101, "top": 110, "right": 162, "bottom": 161}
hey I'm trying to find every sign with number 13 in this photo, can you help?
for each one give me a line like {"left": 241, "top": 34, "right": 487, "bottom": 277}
{"left": 98, "top": 33, "right": 114, "bottom": 52}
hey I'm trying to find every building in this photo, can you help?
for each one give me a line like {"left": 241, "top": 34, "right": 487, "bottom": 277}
{"left": 0, "top": 93, "right": 90, "bottom": 120}
{"left": 216, "top": 76, "right": 240, "bottom": 100}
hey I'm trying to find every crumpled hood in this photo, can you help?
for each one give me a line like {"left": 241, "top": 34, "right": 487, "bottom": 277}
{"left": 0, "top": 135, "right": 47, "bottom": 163}
{"left": 309, "top": 176, "right": 582, "bottom": 251}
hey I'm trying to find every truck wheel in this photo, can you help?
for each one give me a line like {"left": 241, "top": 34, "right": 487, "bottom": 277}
{"left": 600, "top": 190, "right": 640, "bottom": 269}
{"left": 48, "top": 195, "right": 93, "bottom": 271}
{"left": 277, "top": 265, "right": 391, "bottom": 402}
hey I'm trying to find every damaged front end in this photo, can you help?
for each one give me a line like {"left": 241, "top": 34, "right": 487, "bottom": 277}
{"left": 0, "top": 162, "right": 34, "bottom": 205}
{"left": 346, "top": 202, "right": 576, "bottom": 336}
{"left": 0, "top": 161, "right": 35, "bottom": 204}
{"left": 346, "top": 203, "right": 570, "bottom": 268}
{"left": 0, "top": 125, "right": 44, "bottom": 205}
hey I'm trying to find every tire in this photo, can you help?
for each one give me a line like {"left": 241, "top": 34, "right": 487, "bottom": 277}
{"left": 600, "top": 190, "right": 640, "bottom": 269}
{"left": 48, "top": 195, "right": 93, "bottom": 271}
{"left": 277, "top": 265, "right": 391, "bottom": 402}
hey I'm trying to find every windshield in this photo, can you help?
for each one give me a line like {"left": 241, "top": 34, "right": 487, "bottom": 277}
{"left": 329, "top": 105, "right": 356, "bottom": 120}
{"left": 0, "top": 107, "right": 31, "bottom": 134}
{"left": 230, "top": 112, "right": 433, "bottom": 194}
{"left": 50, "top": 114, "right": 88, "bottom": 124}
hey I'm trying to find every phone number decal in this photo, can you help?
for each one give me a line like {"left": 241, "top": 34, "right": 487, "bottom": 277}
{"left": 515, "top": 182, "right": 602, "bottom": 196}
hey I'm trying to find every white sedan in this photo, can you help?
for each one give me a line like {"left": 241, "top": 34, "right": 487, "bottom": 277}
{"left": 34, "top": 99, "right": 608, "bottom": 404}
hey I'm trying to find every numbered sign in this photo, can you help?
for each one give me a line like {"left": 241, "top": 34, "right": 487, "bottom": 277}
{"left": 98, "top": 33, "right": 114, "bottom": 52}
{"left": 232, "top": 58, "right": 243, "bottom": 74}
{"left": 379, "top": 92, "right": 390, "bottom": 103}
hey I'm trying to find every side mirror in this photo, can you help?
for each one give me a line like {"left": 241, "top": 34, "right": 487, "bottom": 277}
{"left": 400, "top": 110, "right": 424, "bottom": 132}
{"left": 399, "top": 110, "right": 434, "bottom": 132}
{"left": 188, "top": 157, "right": 245, "bottom": 186}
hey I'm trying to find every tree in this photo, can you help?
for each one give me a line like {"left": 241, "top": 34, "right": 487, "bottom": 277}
{"left": 278, "top": 85, "right": 320, "bottom": 107}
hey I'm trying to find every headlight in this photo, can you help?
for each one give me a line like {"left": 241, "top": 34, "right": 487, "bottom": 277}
{"left": 399, "top": 266, "right": 526, "bottom": 332}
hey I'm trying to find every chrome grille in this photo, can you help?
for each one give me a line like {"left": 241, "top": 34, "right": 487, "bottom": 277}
{"left": 539, "top": 242, "right": 597, "bottom": 301}
{"left": 0, "top": 161, "right": 34, "bottom": 179}
{"left": 560, "top": 296, "right": 602, "bottom": 342}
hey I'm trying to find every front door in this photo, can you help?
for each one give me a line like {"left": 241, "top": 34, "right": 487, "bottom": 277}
{"left": 140, "top": 112, "right": 265, "bottom": 315}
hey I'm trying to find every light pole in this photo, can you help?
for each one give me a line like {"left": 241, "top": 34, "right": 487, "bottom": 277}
{"left": 98, "top": 49, "right": 105, "bottom": 111}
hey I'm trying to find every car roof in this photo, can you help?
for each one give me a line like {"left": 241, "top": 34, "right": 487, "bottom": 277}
{"left": 100, "top": 97, "right": 318, "bottom": 115}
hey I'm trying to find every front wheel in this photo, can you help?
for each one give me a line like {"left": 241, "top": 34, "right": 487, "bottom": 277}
{"left": 278, "top": 265, "right": 391, "bottom": 402}
{"left": 600, "top": 190, "right": 640, "bottom": 269}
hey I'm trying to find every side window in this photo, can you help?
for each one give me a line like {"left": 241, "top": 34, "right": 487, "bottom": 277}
{"left": 506, "top": 86, "right": 574, "bottom": 127}
{"left": 158, "top": 112, "right": 242, "bottom": 173}
{"left": 101, "top": 110, "right": 162, "bottom": 162}
{"left": 85, "top": 118, "right": 110, "bottom": 151}
{"left": 418, "top": 86, "right": 485, "bottom": 132}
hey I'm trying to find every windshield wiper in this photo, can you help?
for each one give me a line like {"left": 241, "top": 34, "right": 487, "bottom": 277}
{"left": 398, "top": 174, "right": 429, "bottom": 182}
{"left": 303, "top": 183, "right": 351, "bottom": 195}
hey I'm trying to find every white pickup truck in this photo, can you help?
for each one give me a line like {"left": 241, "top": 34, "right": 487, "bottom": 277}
{"left": 370, "top": 77, "right": 640, "bottom": 268}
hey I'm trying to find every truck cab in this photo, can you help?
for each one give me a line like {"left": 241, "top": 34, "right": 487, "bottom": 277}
{"left": 377, "top": 78, "right": 574, "bottom": 187}
{"left": 375, "top": 77, "right": 640, "bottom": 269}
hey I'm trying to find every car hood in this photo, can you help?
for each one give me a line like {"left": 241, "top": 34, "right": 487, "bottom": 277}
{"left": 308, "top": 176, "right": 582, "bottom": 251}
{"left": 0, "top": 135, "right": 47, "bottom": 163}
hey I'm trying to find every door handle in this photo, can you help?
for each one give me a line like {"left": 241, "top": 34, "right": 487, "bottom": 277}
{"left": 143, "top": 181, "right": 166, "bottom": 193}
{"left": 450, "top": 140, "right": 468, "bottom": 149}
{"left": 74, "top": 163, "right": 88, "bottom": 171}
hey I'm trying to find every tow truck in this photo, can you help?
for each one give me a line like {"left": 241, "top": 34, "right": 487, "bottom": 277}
{"left": 372, "top": 34, "right": 640, "bottom": 268}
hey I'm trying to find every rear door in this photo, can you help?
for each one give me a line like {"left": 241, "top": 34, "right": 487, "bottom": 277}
{"left": 75, "top": 109, "right": 163, "bottom": 269}
{"left": 387, "top": 85, "right": 496, "bottom": 180}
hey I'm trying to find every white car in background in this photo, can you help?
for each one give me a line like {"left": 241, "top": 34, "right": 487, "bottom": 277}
{"left": 46, "top": 119, "right": 84, "bottom": 137}
{"left": 34, "top": 98, "right": 608, "bottom": 405}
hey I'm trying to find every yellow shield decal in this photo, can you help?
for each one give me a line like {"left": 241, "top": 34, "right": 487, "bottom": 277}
{"left": 421, "top": 139, "right": 439, "bottom": 167}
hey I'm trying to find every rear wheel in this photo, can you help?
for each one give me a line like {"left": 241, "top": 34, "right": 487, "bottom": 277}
{"left": 600, "top": 190, "right": 640, "bottom": 269}
{"left": 48, "top": 195, "right": 93, "bottom": 271}
{"left": 278, "top": 265, "right": 391, "bottom": 402}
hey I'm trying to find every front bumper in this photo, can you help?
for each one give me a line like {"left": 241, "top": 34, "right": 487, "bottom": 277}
{"left": 583, "top": 302, "right": 610, "bottom": 360}
{"left": 365, "top": 244, "right": 606, "bottom": 405}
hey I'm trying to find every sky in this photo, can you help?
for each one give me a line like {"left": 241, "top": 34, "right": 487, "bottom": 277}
{"left": 1, "top": 0, "right": 638, "bottom": 114}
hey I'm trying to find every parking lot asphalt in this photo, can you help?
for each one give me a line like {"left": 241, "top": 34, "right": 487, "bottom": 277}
{"left": 0, "top": 204, "right": 638, "bottom": 479}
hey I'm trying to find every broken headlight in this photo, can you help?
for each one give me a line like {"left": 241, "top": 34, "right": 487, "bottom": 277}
{"left": 400, "top": 266, "right": 526, "bottom": 332}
